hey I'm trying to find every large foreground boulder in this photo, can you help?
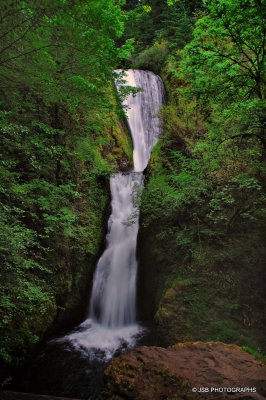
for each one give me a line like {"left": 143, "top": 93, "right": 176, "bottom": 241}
{"left": 101, "top": 342, "right": 266, "bottom": 399}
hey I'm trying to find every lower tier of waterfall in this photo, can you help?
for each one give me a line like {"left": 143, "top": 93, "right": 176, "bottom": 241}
{"left": 54, "top": 172, "right": 145, "bottom": 360}
{"left": 89, "top": 172, "right": 142, "bottom": 329}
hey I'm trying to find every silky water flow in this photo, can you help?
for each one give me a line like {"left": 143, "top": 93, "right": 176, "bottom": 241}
{"left": 56, "top": 70, "right": 164, "bottom": 360}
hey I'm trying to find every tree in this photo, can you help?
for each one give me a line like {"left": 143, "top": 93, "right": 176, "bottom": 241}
{"left": 180, "top": 0, "right": 266, "bottom": 146}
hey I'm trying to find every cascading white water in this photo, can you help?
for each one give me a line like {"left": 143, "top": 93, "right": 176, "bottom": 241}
{"left": 89, "top": 172, "right": 141, "bottom": 328}
{"left": 89, "top": 70, "right": 164, "bottom": 329}
{"left": 123, "top": 70, "right": 165, "bottom": 172}
{"left": 56, "top": 70, "right": 164, "bottom": 359}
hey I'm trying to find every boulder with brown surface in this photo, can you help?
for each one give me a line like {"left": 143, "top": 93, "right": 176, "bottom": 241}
{"left": 101, "top": 342, "right": 266, "bottom": 400}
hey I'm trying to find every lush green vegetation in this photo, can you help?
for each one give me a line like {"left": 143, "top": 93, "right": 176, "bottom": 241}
{"left": 0, "top": 0, "right": 133, "bottom": 378}
{"left": 136, "top": 0, "right": 266, "bottom": 355}
{"left": 1, "top": 0, "right": 265, "bottom": 384}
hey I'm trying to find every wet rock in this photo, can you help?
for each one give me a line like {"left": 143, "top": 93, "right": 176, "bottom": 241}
{"left": 101, "top": 342, "right": 266, "bottom": 399}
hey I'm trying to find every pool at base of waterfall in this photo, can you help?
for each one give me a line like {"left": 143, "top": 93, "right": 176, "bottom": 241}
{"left": 17, "top": 340, "right": 107, "bottom": 400}
{"left": 53, "top": 318, "right": 146, "bottom": 361}
{"left": 15, "top": 323, "right": 146, "bottom": 400}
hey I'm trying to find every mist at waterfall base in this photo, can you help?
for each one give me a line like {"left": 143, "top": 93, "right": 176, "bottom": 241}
{"left": 16, "top": 70, "right": 164, "bottom": 399}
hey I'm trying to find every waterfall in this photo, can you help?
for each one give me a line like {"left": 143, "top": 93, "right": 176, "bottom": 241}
{"left": 58, "top": 70, "right": 164, "bottom": 359}
{"left": 122, "top": 70, "right": 165, "bottom": 172}
{"left": 89, "top": 70, "right": 164, "bottom": 328}
{"left": 89, "top": 172, "right": 141, "bottom": 328}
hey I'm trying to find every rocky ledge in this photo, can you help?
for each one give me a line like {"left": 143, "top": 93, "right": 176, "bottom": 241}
{"left": 0, "top": 392, "right": 80, "bottom": 400}
{"left": 101, "top": 342, "right": 266, "bottom": 399}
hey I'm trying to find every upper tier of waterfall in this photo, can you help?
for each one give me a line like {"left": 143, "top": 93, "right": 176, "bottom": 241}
{"left": 120, "top": 69, "right": 165, "bottom": 172}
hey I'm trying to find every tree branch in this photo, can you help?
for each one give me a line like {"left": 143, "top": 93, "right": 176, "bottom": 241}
{"left": 0, "top": 42, "right": 89, "bottom": 67}
{"left": 0, "top": 14, "right": 43, "bottom": 57}
{"left": 216, "top": 133, "right": 265, "bottom": 150}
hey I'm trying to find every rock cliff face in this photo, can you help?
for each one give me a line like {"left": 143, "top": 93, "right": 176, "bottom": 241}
{"left": 101, "top": 342, "right": 266, "bottom": 400}
{"left": 137, "top": 155, "right": 266, "bottom": 352}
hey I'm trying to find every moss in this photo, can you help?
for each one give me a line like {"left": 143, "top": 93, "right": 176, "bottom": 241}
{"left": 138, "top": 148, "right": 266, "bottom": 350}
{"left": 138, "top": 112, "right": 266, "bottom": 350}
{"left": 102, "top": 357, "right": 194, "bottom": 400}
{"left": 242, "top": 346, "right": 266, "bottom": 363}
{"left": 113, "top": 119, "right": 133, "bottom": 167}
{"left": 99, "top": 89, "right": 133, "bottom": 172}
{"left": 102, "top": 359, "right": 142, "bottom": 399}
{"left": 140, "top": 233, "right": 266, "bottom": 351}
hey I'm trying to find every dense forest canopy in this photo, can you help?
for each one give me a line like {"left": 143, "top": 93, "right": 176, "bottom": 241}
{"left": 0, "top": 0, "right": 265, "bottom": 384}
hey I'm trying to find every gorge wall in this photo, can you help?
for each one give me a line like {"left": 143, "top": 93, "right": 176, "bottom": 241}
{"left": 136, "top": 67, "right": 266, "bottom": 353}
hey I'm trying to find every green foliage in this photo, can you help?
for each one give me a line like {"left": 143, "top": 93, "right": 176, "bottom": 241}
{"left": 242, "top": 346, "right": 266, "bottom": 363}
{"left": 138, "top": 0, "right": 266, "bottom": 354}
{"left": 0, "top": 0, "right": 132, "bottom": 376}
{"left": 132, "top": 40, "right": 169, "bottom": 73}
{"left": 179, "top": 0, "right": 266, "bottom": 146}
{"left": 124, "top": 0, "right": 201, "bottom": 58}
